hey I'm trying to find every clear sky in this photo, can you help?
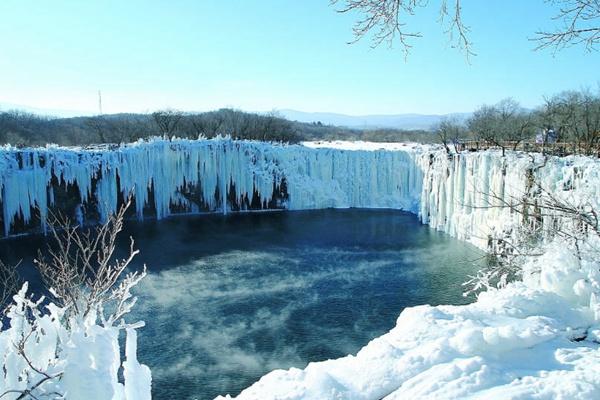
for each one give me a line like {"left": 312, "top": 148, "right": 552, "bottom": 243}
{"left": 0, "top": 0, "right": 598, "bottom": 116}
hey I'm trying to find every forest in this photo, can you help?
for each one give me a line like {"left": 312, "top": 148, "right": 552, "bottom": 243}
{"left": 0, "top": 108, "right": 434, "bottom": 146}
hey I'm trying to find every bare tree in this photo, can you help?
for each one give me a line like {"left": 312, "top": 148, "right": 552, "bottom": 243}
{"left": 539, "top": 89, "right": 600, "bottom": 154}
{"left": 111, "top": 116, "right": 150, "bottom": 143}
{"left": 332, "top": 0, "right": 600, "bottom": 56}
{"left": 495, "top": 98, "right": 535, "bottom": 150}
{"left": 534, "top": 0, "right": 600, "bottom": 52}
{"left": 331, "top": 0, "right": 473, "bottom": 58}
{"left": 152, "top": 109, "right": 183, "bottom": 137}
{"left": 85, "top": 116, "right": 114, "bottom": 143}
{"left": 435, "top": 117, "right": 468, "bottom": 153}
{"left": 34, "top": 201, "right": 146, "bottom": 325}
{"left": 0, "top": 260, "right": 20, "bottom": 314}
{"left": 467, "top": 104, "right": 499, "bottom": 147}
{"left": 467, "top": 99, "right": 534, "bottom": 155}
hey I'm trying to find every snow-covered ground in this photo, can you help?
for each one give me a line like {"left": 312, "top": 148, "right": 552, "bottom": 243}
{"left": 1, "top": 139, "right": 600, "bottom": 399}
{"left": 218, "top": 239, "right": 600, "bottom": 399}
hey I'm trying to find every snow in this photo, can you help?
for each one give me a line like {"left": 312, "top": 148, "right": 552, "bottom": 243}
{"left": 0, "top": 284, "right": 151, "bottom": 400}
{"left": 2, "top": 138, "right": 600, "bottom": 399}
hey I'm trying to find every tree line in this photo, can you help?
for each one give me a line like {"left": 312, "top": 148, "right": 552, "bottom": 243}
{"left": 0, "top": 108, "right": 433, "bottom": 146}
{"left": 1, "top": 88, "right": 598, "bottom": 150}
{"left": 436, "top": 88, "right": 600, "bottom": 156}
{"left": 0, "top": 109, "right": 302, "bottom": 146}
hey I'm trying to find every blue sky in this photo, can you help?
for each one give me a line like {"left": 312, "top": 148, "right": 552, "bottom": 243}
{"left": 0, "top": 0, "right": 598, "bottom": 115}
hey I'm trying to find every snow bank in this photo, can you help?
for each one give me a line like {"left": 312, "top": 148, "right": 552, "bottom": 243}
{"left": 0, "top": 284, "right": 151, "bottom": 400}
{"left": 217, "top": 237, "right": 600, "bottom": 400}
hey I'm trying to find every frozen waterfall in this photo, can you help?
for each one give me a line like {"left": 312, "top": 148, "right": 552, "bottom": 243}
{"left": 2, "top": 138, "right": 598, "bottom": 246}
{"left": 0, "top": 138, "right": 423, "bottom": 236}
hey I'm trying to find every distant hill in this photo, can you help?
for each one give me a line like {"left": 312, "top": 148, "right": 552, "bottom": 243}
{"left": 0, "top": 102, "right": 92, "bottom": 118}
{"left": 0, "top": 102, "right": 470, "bottom": 131}
{"left": 277, "top": 109, "right": 471, "bottom": 131}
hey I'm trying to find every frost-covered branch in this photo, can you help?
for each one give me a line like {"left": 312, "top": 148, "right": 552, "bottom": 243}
{"left": 34, "top": 200, "right": 146, "bottom": 325}
{"left": 331, "top": 0, "right": 473, "bottom": 58}
{"left": 533, "top": 0, "right": 600, "bottom": 52}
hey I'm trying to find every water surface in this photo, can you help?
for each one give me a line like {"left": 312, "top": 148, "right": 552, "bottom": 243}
{"left": 0, "top": 209, "right": 486, "bottom": 399}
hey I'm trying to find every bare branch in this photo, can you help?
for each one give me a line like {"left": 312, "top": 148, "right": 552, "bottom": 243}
{"left": 0, "top": 260, "right": 21, "bottom": 314}
{"left": 331, "top": 0, "right": 473, "bottom": 58}
{"left": 34, "top": 199, "right": 146, "bottom": 325}
{"left": 533, "top": 0, "right": 600, "bottom": 52}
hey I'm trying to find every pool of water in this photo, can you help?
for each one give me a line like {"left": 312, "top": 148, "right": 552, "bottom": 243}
{"left": 0, "top": 209, "right": 486, "bottom": 399}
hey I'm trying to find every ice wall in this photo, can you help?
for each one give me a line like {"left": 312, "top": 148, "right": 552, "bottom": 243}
{"left": 0, "top": 139, "right": 423, "bottom": 236}
{"left": 3, "top": 138, "right": 597, "bottom": 242}
{"left": 418, "top": 150, "right": 600, "bottom": 249}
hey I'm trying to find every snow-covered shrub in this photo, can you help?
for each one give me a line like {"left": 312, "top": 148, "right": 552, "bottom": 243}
{"left": 0, "top": 284, "right": 151, "bottom": 400}
{"left": 0, "top": 202, "right": 151, "bottom": 399}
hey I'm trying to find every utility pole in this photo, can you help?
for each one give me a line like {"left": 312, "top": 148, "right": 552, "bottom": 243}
{"left": 98, "top": 90, "right": 103, "bottom": 115}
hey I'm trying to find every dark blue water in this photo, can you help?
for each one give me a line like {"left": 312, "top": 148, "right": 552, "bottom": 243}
{"left": 0, "top": 209, "right": 486, "bottom": 400}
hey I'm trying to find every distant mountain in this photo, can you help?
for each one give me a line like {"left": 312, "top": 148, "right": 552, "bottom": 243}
{"left": 0, "top": 102, "right": 93, "bottom": 118}
{"left": 276, "top": 109, "right": 471, "bottom": 131}
{"left": 0, "top": 102, "right": 471, "bottom": 131}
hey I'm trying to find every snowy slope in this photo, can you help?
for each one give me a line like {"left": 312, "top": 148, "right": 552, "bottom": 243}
{"left": 218, "top": 277, "right": 600, "bottom": 400}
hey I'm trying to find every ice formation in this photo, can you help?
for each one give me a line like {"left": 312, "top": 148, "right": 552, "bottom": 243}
{"left": 0, "top": 138, "right": 423, "bottom": 236}
{"left": 0, "top": 284, "right": 151, "bottom": 400}
{"left": 2, "top": 138, "right": 596, "bottom": 246}
{"left": 2, "top": 138, "right": 600, "bottom": 399}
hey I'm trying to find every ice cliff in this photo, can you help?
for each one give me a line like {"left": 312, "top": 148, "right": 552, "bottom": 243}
{"left": 2, "top": 138, "right": 596, "bottom": 248}
{"left": 0, "top": 138, "right": 422, "bottom": 236}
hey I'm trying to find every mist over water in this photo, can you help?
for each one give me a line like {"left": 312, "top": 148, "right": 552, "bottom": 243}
{"left": 124, "top": 209, "right": 485, "bottom": 399}
{"left": 0, "top": 209, "right": 486, "bottom": 399}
